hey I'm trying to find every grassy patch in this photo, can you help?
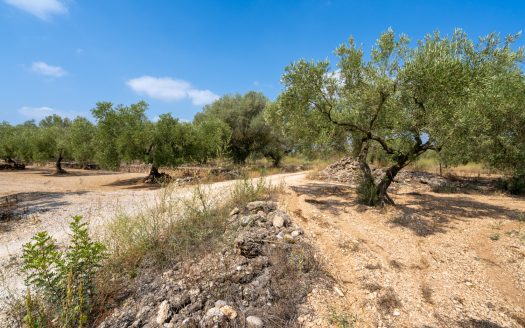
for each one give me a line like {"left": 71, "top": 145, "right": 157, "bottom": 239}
{"left": 489, "top": 233, "right": 500, "bottom": 241}
{"left": 329, "top": 307, "right": 359, "bottom": 328}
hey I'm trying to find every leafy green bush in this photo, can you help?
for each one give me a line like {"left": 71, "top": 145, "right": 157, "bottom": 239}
{"left": 506, "top": 175, "right": 525, "bottom": 195}
{"left": 21, "top": 216, "right": 107, "bottom": 327}
{"left": 356, "top": 176, "right": 379, "bottom": 206}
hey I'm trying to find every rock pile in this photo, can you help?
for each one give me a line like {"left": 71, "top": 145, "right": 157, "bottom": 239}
{"left": 0, "top": 160, "right": 25, "bottom": 170}
{"left": 97, "top": 201, "right": 321, "bottom": 328}
{"left": 318, "top": 157, "right": 450, "bottom": 190}
{"left": 317, "top": 157, "right": 382, "bottom": 187}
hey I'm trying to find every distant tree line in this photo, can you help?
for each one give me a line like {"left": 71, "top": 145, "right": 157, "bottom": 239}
{"left": 0, "top": 91, "right": 346, "bottom": 180}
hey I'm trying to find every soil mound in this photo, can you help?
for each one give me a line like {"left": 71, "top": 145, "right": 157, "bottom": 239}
{"left": 97, "top": 201, "right": 328, "bottom": 328}
{"left": 318, "top": 157, "right": 454, "bottom": 191}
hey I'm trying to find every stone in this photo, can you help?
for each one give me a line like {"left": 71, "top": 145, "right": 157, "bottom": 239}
{"left": 291, "top": 230, "right": 301, "bottom": 238}
{"left": 284, "top": 234, "right": 295, "bottom": 243}
{"left": 246, "top": 201, "right": 277, "bottom": 213}
{"left": 200, "top": 307, "right": 226, "bottom": 327}
{"left": 230, "top": 207, "right": 240, "bottom": 216}
{"left": 235, "top": 231, "right": 264, "bottom": 258}
{"left": 220, "top": 305, "right": 238, "bottom": 320}
{"left": 156, "top": 300, "right": 171, "bottom": 325}
{"left": 276, "top": 231, "right": 285, "bottom": 239}
{"left": 273, "top": 215, "right": 285, "bottom": 228}
{"left": 393, "top": 309, "right": 401, "bottom": 316}
{"left": 333, "top": 286, "right": 344, "bottom": 297}
{"left": 180, "top": 317, "right": 198, "bottom": 328}
{"left": 214, "top": 300, "right": 227, "bottom": 308}
{"left": 240, "top": 215, "right": 254, "bottom": 226}
{"left": 246, "top": 315, "right": 264, "bottom": 327}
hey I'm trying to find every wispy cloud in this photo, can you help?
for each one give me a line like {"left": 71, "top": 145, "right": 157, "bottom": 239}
{"left": 31, "top": 61, "right": 67, "bottom": 77}
{"left": 4, "top": 0, "right": 67, "bottom": 20}
{"left": 126, "top": 76, "right": 219, "bottom": 106}
{"left": 18, "top": 106, "right": 81, "bottom": 121}
{"left": 19, "top": 106, "right": 59, "bottom": 120}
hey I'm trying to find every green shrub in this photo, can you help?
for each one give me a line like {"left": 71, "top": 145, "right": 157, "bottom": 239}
{"left": 356, "top": 176, "right": 379, "bottom": 206}
{"left": 507, "top": 175, "right": 525, "bottom": 195}
{"left": 490, "top": 233, "right": 500, "bottom": 241}
{"left": 21, "top": 216, "right": 107, "bottom": 327}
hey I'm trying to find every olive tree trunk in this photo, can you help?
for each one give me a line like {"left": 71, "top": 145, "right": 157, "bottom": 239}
{"left": 55, "top": 152, "right": 66, "bottom": 174}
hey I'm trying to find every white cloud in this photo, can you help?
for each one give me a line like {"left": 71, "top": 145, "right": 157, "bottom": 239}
{"left": 4, "top": 0, "right": 67, "bottom": 20}
{"left": 18, "top": 106, "right": 81, "bottom": 120}
{"left": 187, "top": 89, "right": 220, "bottom": 106}
{"left": 31, "top": 61, "right": 67, "bottom": 77}
{"left": 126, "top": 76, "right": 219, "bottom": 106}
{"left": 19, "top": 106, "right": 59, "bottom": 120}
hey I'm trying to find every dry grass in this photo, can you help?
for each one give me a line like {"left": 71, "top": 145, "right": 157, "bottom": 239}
{"left": 377, "top": 287, "right": 402, "bottom": 314}
{"left": 102, "top": 178, "right": 282, "bottom": 271}
{"left": 421, "top": 283, "right": 434, "bottom": 304}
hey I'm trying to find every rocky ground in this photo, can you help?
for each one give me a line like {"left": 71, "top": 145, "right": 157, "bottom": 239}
{"left": 96, "top": 201, "right": 329, "bottom": 328}
{"left": 318, "top": 157, "right": 499, "bottom": 194}
{"left": 285, "top": 175, "right": 525, "bottom": 327}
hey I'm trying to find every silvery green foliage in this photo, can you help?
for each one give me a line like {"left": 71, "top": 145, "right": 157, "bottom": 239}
{"left": 270, "top": 28, "right": 525, "bottom": 201}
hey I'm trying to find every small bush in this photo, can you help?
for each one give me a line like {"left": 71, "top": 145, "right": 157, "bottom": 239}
{"left": 507, "top": 175, "right": 525, "bottom": 195}
{"left": 229, "top": 177, "right": 281, "bottom": 207}
{"left": 329, "top": 307, "right": 358, "bottom": 328}
{"left": 356, "top": 176, "right": 379, "bottom": 206}
{"left": 21, "top": 216, "right": 107, "bottom": 327}
{"left": 489, "top": 233, "right": 500, "bottom": 241}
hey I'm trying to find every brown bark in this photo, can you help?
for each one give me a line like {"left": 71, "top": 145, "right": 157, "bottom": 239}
{"left": 143, "top": 164, "right": 170, "bottom": 184}
{"left": 55, "top": 152, "right": 67, "bottom": 174}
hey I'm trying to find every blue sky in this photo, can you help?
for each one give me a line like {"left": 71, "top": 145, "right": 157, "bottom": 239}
{"left": 1, "top": 0, "right": 524, "bottom": 124}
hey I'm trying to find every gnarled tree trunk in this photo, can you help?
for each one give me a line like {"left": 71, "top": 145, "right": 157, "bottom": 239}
{"left": 144, "top": 164, "right": 171, "bottom": 184}
{"left": 55, "top": 152, "right": 66, "bottom": 174}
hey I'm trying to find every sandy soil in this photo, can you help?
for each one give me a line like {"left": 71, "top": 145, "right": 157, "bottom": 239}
{"left": 285, "top": 180, "right": 525, "bottom": 327}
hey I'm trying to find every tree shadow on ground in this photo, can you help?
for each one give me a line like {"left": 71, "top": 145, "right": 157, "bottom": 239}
{"left": 457, "top": 319, "right": 505, "bottom": 328}
{"left": 291, "top": 183, "right": 353, "bottom": 197}
{"left": 291, "top": 182, "right": 524, "bottom": 237}
{"left": 4, "top": 191, "right": 86, "bottom": 213}
{"left": 0, "top": 191, "right": 87, "bottom": 233}
{"left": 304, "top": 198, "right": 354, "bottom": 215}
{"left": 292, "top": 183, "right": 354, "bottom": 215}
{"left": 103, "top": 177, "right": 161, "bottom": 190}
{"left": 40, "top": 169, "right": 122, "bottom": 177}
{"left": 392, "top": 193, "right": 524, "bottom": 237}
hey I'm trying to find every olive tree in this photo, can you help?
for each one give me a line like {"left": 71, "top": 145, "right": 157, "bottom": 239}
{"left": 270, "top": 29, "right": 524, "bottom": 205}
{"left": 91, "top": 101, "right": 149, "bottom": 170}
{"left": 143, "top": 113, "right": 186, "bottom": 181}
{"left": 68, "top": 117, "right": 97, "bottom": 167}
{"left": 195, "top": 91, "right": 269, "bottom": 164}
{"left": 0, "top": 122, "right": 17, "bottom": 163}
{"left": 35, "top": 115, "right": 72, "bottom": 174}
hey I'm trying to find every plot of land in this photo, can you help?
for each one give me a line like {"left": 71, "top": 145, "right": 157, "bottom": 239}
{"left": 1, "top": 167, "right": 524, "bottom": 327}
{"left": 285, "top": 180, "right": 525, "bottom": 327}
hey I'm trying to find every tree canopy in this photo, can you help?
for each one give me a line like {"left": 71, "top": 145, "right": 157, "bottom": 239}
{"left": 196, "top": 91, "right": 292, "bottom": 165}
{"left": 268, "top": 28, "right": 525, "bottom": 204}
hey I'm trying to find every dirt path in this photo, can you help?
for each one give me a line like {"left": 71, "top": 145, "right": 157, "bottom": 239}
{"left": 0, "top": 168, "right": 306, "bottom": 303}
{"left": 284, "top": 181, "right": 525, "bottom": 327}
